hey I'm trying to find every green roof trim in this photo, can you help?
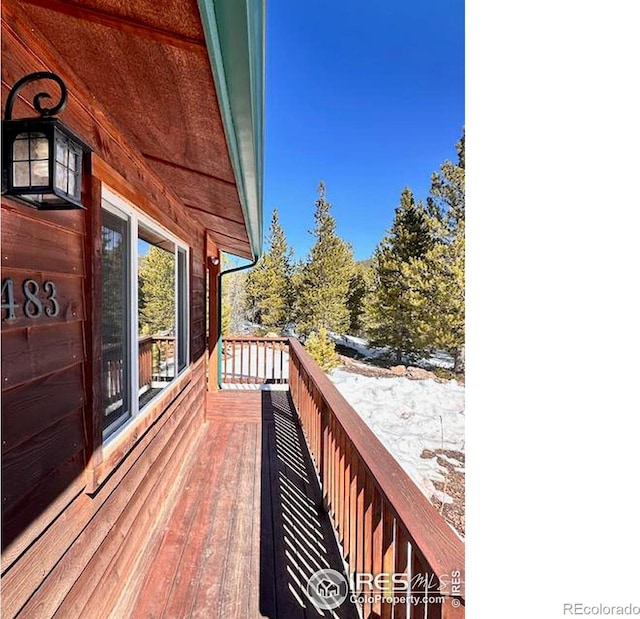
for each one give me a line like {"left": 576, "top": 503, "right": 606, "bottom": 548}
{"left": 197, "top": 0, "right": 265, "bottom": 258}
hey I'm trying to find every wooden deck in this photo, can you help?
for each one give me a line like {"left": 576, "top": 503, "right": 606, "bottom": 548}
{"left": 127, "top": 389, "right": 359, "bottom": 618}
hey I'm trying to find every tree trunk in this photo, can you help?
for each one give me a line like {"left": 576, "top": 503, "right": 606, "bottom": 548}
{"left": 453, "top": 346, "right": 465, "bottom": 375}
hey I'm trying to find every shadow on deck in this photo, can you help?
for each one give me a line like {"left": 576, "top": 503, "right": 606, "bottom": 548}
{"left": 128, "top": 389, "right": 359, "bottom": 618}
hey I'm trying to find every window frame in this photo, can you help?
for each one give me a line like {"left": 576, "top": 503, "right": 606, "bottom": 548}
{"left": 101, "top": 187, "right": 190, "bottom": 445}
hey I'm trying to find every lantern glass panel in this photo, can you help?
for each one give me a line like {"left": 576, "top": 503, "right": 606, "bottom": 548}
{"left": 12, "top": 132, "right": 50, "bottom": 187}
{"left": 56, "top": 162, "right": 67, "bottom": 192}
{"left": 56, "top": 140, "right": 68, "bottom": 166}
{"left": 14, "top": 136, "right": 29, "bottom": 160}
{"left": 68, "top": 169, "right": 76, "bottom": 197}
{"left": 31, "top": 160, "right": 49, "bottom": 186}
{"left": 53, "top": 133, "right": 82, "bottom": 198}
{"left": 13, "top": 162, "right": 30, "bottom": 186}
{"left": 30, "top": 134, "right": 49, "bottom": 160}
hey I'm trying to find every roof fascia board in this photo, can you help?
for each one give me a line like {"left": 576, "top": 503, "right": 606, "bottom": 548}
{"left": 196, "top": 0, "right": 264, "bottom": 258}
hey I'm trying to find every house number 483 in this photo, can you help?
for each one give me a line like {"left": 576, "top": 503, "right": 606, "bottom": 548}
{"left": 1, "top": 278, "right": 60, "bottom": 320}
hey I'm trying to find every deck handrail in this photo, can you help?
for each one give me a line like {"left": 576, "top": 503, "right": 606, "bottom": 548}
{"left": 221, "top": 336, "right": 289, "bottom": 384}
{"left": 287, "top": 337, "right": 465, "bottom": 617}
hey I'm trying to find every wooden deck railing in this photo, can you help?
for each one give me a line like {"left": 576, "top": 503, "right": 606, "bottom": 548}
{"left": 221, "top": 336, "right": 289, "bottom": 384}
{"left": 288, "top": 338, "right": 465, "bottom": 618}
{"left": 103, "top": 335, "right": 176, "bottom": 405}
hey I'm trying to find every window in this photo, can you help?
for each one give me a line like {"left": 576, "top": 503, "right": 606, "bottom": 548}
{"left": 101, "top": 190, "right": 189, "bottom": 440}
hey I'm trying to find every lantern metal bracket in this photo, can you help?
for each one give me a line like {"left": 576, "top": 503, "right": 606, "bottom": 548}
{"left": 3, "top": 71, "right": 68, "bottom": 121}
{"left": 2, "top": 71, "right": 91, "bottom": 209}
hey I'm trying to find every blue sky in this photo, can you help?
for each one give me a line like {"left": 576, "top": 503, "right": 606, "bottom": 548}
{"left": 264, "top": 0, "right": 464, "bottom": 262}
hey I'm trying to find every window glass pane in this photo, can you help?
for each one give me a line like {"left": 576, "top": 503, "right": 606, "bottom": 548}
{"left": 138, "top": 223, "right": 176, "bottom": 408}
{"left": 177, "top": 248, "right": 188, "bottom": 371}
{"left": 102, "top": 209, "right": 131, "bottom": 436}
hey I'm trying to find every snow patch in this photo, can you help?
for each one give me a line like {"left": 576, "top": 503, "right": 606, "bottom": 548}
{"left": 329, "top": 369, "right": 465, "bottom": 504}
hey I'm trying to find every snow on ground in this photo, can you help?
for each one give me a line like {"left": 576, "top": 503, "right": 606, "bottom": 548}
{"left": 331, "top": 333, "right": 455, "bottom": 370}
{"left": 329, "top": 369, "right": 465, "bottom": 505}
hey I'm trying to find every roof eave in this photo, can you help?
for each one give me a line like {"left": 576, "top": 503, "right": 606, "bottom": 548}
{"left": 197, "top": 0, "right": 265, "bottom": 259}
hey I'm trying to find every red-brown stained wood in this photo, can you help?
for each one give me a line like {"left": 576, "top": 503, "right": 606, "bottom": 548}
{"left": 84, "top": 170, "right": 103, "bottom": 482}
{"left": 1, "top": 323, "right": 84, "bottom": 390}
{"left": 18, "top": 0, "right": 206, "bottom": 48}
{"left": 411, "top": 554, "right": 427, "bottom": 619}
{"left": 6, "top": 0, "right": 252, "bottom": 258}
{"left": 395, "top": 524, "right": 410, "bottom": 619}
{"left": 1, "top": 365, "right": 84, "bottom": 453}
{"left": 1, "top": 270, "right": 85, "bottom": 332}
{"left": 349, "top": 452, "right": 359, "bottom": 572}
{"left": 197, "top": 424, "right": 258, "bottom": 618}
{"left": 131, "top": 423, "right": 231, "bottom": 618}
{"left": 338, "top": 424, "right": 346, "bottom": 544}
{"left": 381, "top": 501, "right": 395, "bottom": 619}
{"left": 73, "top": 388, "right": 204, "bottom": 618}
{"left": 88, "top": 362, "right": 200, "bottom": 490}
{"left": 356, "top": 457, "right": 366, "bottom": 580}
{"left": 1, "top": 12, "right": 207, "bottom": 249}
{"left": 442, "top": 598, "right": 465, "bottom": 619}
{"left": 371, "top": 487, "right": 383, "bottom": 617}
{"left": 1, "top": 211, "right": 85, "bottom": 276}
{"left": 288, "top": 339, "right": 465, "bottom": 600}
{"left": 2, "top": 447, "right": 85, "bottom": 554}
{"left": 2, "top": 408, "right": 85, "bottom": 511}
{"left": 17, "top": 377, "right": 203, "bottom": 618}
{"left": 1, "top": 361, "right": 204, "bottom": 614}
{"left": 363, "top": 475, "right": 374, "bottom": 619}
{"left": 1, "top": 197, "right": 85, "bottom": 235}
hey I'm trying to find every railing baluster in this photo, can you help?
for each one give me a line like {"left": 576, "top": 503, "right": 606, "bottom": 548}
{"left": 349, "top": 453, "right": 358, "bottom": 572}
{"left": 286, "top": 338, "right": 464, "bottom": 618}
{"left": 363, "top": 476, "right": 374, "bottom": 619}
{"left": 337, "top": 425, "right": 345, "bottom": 543}
{"left": 219, "top": 337, "right": 290, "bottom": 386}
{"left": 371, "top": 487, "right": 383, "bottom": 618}
{"left": 356, "top": 457, "right": 366, "bottom": 581}
{"left": 381, "top": 501, "right": 395, "bottom": 619}
{"left": 395, "top": 523, "right": 410, "bottom": 619}
{"left": 330, "top": 413, "right": 337, "bottom": 520}
{"left": 343, "top": 432, "right": 351, "bottom": 557}
{"left": 411, "top": 553, "right": 426, "bottom": 619}
{"left": 263, "top": 339, "right": 267, "bottom": 381}
{"left": 231, "top": 339, "right": 236, "bottom": 382}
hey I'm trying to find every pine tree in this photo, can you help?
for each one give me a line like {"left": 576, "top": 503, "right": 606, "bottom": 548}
{"left": 244, "top": 209, "right": 294, "bottom": 332}
{"left": 410, "top": 130, "right": 465, "bottom": 372}
{"left": 295, "top": 182, "right": 355, "bottom": 336}
{"left": 304, "top": 327, "right": 340, "bottom": 372}
{"left": 346, "top": 260, "right": 372, "bottom": 337}
{"left": 365, "top": 188, "right": 433, "bottom": 362}
{"left": 138, "top": 246, "right": 175, "bottom": 336}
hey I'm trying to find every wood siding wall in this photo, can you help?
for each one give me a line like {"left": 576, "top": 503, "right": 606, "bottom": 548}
{"left": 2, "top": 5, "right": 213, "bottom": 616}
{"left": 1, "top": 203, "right": 88, "bottom": 554}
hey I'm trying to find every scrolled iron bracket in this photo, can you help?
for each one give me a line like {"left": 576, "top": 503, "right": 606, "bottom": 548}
{"left": 3, "top": 71, "right": 68, "bottom": 121}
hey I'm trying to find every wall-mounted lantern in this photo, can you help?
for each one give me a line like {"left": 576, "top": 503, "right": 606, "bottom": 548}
{"left": 2, "top": 71, "right": 92, "bottom": 210}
